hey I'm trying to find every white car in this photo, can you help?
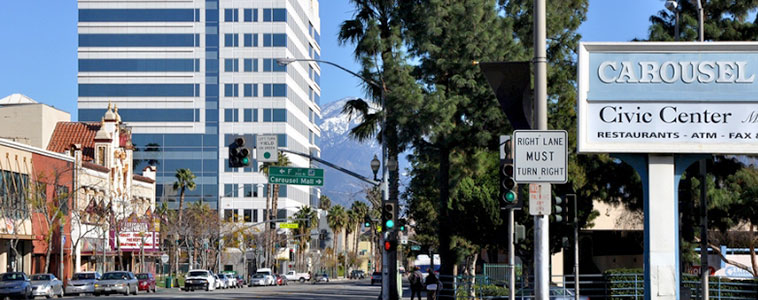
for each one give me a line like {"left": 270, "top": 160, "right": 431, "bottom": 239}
{"left": 214, "top": 274, "right": 226, "bottom": 289}
{"left": 220, "top": 274, "right": 235, "bottom": 288}
{"left": 284, "top": 271, "right": 310, "bottom": 283}
{"left": 184, "top": 269, "right": 215, "bottom": 292}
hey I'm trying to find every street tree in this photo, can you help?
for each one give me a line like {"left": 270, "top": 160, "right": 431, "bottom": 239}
{"left": 28, "top": 166, "right": 72, "bottom": 274}
{"left": 291, "top": 205, "right": 318, "bottom": 272}
{"left": 327, "top": 205, "right": 348, "bottom": 275}
{"left": 172, "top": 168, "right": 196, "bottom": 274}
{"left": 260, "top": 152, "right": 291, "bottom": 267}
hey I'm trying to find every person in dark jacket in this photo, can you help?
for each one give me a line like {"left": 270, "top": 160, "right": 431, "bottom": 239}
{"left": 424, "top": 269, "right": 441, "bottom": 300}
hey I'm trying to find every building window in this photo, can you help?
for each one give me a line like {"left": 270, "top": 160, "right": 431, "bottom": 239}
{"left": 244, "top": 33, "right": 258, "bottom": 47}
{"left": 243, "top": 184, "right": 253, "bottom": 197}
{"left": 277, "top": 134, "right": 287, "bottom": 147}
{"left": 262, "top": 108, "right": 287, "bottom": 122}
{"left": 243, "top": 84, "right": 258, "bottom": 97}
{"left": 224, "top": 209, "right": 234, "bottom": 221}
{"left": 243, "top": 209, "right": 252, "bottom": 222}
{"left": 244, "top": 108, "right": 257, "bottom": 122}
{"left": 224, "top": 183, "right": 239, "bottom": 197}
{"left": 253, "top": 209, "right": 258, "bottom": 222}
{"left": 244, "top": 9, "right": 258, "bottom": 22}
{"left": 262, "top": 8, "right": 286, "bottom": 22}
{"left": 224, "top": 59, "right": 239, "bottom": 72}
{"left": 262, "top": 84, "right": 286, "bottom": 97}
{"left": 278, "top": 185, "right": 287, "bottom": 197}
{"left": 263, "top": 59, "right": 286, "bottom": 72}
{"left": 262, "top": 33, "right": 286, "bottom": 47}
{"left": 243, "top": 58, "right": 258, "bottom": 72}
{"left": 224, "top": 9, "right": 238, "bottom": 22}
{"left": 224, "top": 109, "right": 239, "bottom": 122}
{"left": 224, "top": 33, "right": 239, "bottom": 47}
{"left": 224, "top": 84, "right": 239, "bottom": 97}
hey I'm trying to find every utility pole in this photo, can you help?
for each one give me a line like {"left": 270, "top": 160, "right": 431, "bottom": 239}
{"left": 571, "top": 194, "right": 579, "bottom": 300}
{"left": 507, "top": 208, "right": 515, "bottom": 300}
{"left": 694, "top": 2, "right": 708, "bottom": 299}
{"left": 533, "top": 0, "right": 549, "bottom": 299}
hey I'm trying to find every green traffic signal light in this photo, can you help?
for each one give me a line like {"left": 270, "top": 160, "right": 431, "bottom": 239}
{"left": 242, "top": 157, "right": 249, "bottom": 164}
{"left": 364, "top": 222, "right": 371, "bottom": 228}
{"left": 505, "top": 190, "right": 516, "bottom": 203}
{"left": 385, "top": 219, "right": 394, "bottom": 229}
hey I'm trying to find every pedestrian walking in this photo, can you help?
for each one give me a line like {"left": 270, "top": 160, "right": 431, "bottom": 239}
{"left": 409, "top": 266, "right": 424, "bottom": 300}
{"left": 425, "top": 269, "right": 441, "bottom": 300}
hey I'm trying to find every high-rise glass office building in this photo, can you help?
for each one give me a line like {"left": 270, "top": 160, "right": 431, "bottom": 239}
{"left": 77, "top": 0, "right": 322, "bottom": 217}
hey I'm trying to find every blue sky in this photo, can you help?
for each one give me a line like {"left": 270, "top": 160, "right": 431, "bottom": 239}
{"left": 0, "top": 1, "right": 663, "bottom": 121}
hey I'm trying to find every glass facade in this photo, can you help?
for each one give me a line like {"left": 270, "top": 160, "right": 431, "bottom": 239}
{"left": 78, "top": 0, "right": 320, "bottom": 211}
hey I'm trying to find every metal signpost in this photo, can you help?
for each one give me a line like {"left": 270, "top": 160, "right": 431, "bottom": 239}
{"left": 257, "top": 135, "right": 278, "bottom": 163}
{"left": 268, "top": 166, "right": 324, "bottom": 186}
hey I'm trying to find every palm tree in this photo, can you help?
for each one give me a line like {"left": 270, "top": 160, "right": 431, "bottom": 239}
{"left": 260, "top": 152, "right": 291, "bottom": 266}
{"left": 172, "top": 168, "right": 196, "bottom": 275}
{"left": 350, "top": 201, "right": 369, "bottom": 257}
{"left": 327, "top": 205, "right": 347, "bottom": 277}
{"left": 292, "top": 206, "right": 318, "bottom": 272}
{"left": 318, "top": 195, "right": 332, "bottom": 211}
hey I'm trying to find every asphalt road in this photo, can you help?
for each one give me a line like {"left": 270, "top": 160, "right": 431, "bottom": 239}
{"left": 56, "top": 279, "right": 384, "bottom": 300}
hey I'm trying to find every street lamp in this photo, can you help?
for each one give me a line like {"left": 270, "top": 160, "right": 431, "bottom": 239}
{"left": 665, "top": 0, "right": 679, "bottom": 41}
{"left": 276, "top": 57, "right": 396, "bottom": 300}
{"left": 371, "top": 155, "right": 381, "bottom": 181}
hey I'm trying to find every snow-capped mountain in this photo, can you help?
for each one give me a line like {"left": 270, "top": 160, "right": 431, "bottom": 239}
{"left": 317, "top": 98, "right": 381, "bottom": 207}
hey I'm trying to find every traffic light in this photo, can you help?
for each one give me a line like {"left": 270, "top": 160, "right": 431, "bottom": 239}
{"left": 479, "top": 62, "right": 533, "bottom": 130}
{"left": 384, "top": 240, "right": 397, "bottom": 251}
{"left": 500, "top": 158, "right": 518, "bottom": 209}
{"left": 566, "top": 194, "right": 576, "bottom": 223}
{"left": 289, "top": 249, "right": 294, "bottom": 261}
{"left": 382, "top": 203, "right": 396, "bottom": 230}
{"left": 228, "top": 137, "right": 251, "bottom": 168}
{"left": 364, "top": 215, "right": 372, "bottom": 228}
{"left": 553, "top": 196, "right": 568, "bottom": 223}
{"left": 397, "top": 219, "right": 407, "bottom": 232}
{"left": 270, "top": 221, "right": 276, "bottom": 230}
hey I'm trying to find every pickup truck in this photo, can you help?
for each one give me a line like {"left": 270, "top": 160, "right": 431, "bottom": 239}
{"left": 284, "top": 271, "right": 310, "bottom": 283}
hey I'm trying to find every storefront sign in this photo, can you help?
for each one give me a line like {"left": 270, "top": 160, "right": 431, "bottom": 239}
{"left": 577, "top": 42, "right": 758, "bottom": 154}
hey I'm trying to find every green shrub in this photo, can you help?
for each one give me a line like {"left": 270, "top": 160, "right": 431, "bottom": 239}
{"left": 604, "top": 268, "right": 643, "bottom": 300}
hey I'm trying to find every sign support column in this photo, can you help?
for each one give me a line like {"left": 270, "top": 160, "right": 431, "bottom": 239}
{"left": 533, "top": 0, "right": 549, "bottom": 298}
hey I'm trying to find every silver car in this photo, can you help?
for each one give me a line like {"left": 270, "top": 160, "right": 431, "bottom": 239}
{"left": 65, "top": 272, "right": 99, "bottom": 296}
{"left": 93, "top": 271, "right": 138, "bottom": 296}
{"left": 30, "top": 274, "right": 63, "bottom": 298}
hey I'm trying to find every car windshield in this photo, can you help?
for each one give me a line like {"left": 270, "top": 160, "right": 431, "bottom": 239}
{"left": 187, "top": 271, "right": 208, "bottom": 277}
{"left": 1, "top": 273, "right": 25, "bottom": 281}
{"left": 101, "top": 273, "right": 127, "bottom": 280}
{"left": 136, "top": 274, "right": 149, "bottom": 279}
{"left": 252, "top": 274, "right": 264, "bottom": 278}
{"left": 72, "top": 273, "right": 95, "bottom": 280}
{"left": 30, "top": 275, "right": 50, "bottom": 281}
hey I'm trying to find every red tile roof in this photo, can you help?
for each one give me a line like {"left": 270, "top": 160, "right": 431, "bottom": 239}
{"left": 82, "top": 161, "right": 109, "bottom": 173}
{"left": 133, "top": 174, "right": 155, "bottom": 184}
{"left": 47, "top": 122, "right": 101, "bottom": 161}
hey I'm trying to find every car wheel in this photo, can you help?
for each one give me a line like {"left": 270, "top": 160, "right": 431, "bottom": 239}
{"left": 58, "top": 288, "right": 64, "bottom": 298}
{"left": 94, "top": 292, "right": 100, "bottom": 297}
{"left": 123, "top": 285, "right": 130, "bottom": 296}
{"left": 132, "top": 286, "right": 138, "bottom": 295}
{"left": 299, "top": 278, "right": 305, "bottom": 283}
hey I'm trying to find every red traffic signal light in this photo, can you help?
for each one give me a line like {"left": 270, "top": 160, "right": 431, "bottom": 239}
{"left": 384, "top": 240, "right": 397, "bottom": 251}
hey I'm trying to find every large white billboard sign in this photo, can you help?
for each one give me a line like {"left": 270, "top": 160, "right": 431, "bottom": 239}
{"left": 577, "top": 42, "right": 758, "bottom": 154}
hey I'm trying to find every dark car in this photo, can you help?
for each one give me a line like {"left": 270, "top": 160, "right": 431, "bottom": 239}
{"left": 370, "top": 271, "right": 381, "bottom": 285}
{"left": 235, "top": 275, "right": 246, "bottom": 287}
{"left": 136, "top": 273, "right": 156, "bottom": 293}
{"left": 349, "top": 270, "right": 365, "bottom": 279}
{"left": 314, "top": 272, "right": 329, "bottom": 283}
{"left": 0, "top": 272, "right": 32, "bottom": 299}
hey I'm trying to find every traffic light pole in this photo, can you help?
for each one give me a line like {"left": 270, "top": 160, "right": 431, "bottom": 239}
{"left": 534, "top": 0, "right": 549, "bottom": 299}
{"left": 507, "top": 208, "right": 515, "bottom": 300}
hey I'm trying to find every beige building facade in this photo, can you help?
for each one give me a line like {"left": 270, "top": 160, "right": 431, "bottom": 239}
{"left": 0, "top": 94, "right": 70, "bottom": 149}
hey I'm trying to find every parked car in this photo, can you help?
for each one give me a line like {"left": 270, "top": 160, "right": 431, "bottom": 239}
{"left": 93, "top": 271, "right": 138, "bottom": 296}
{"left": 349, "top": 270, "right": 366, "bottom": 280}
{"left": 314, "top": 272, "right": 329, "bottom": 283}
{"left": 222, "top": 274, "right": 236, "bottom": 288}
{"left": 283, "top": 270, "right": 310, "bottom": 283}
{"left": 275, "top": 274, "right": 288, "bottom": 286}
{"left": 249, "top": 274, "right": 268, "bottom": 286}
{"left": 65, "top": 272, "right": 100, "bottom": 296}
{"left": 253, "top": 268, "right": 275, "bottom": 286}
{"left": 0, "top": 272, "right": 32, "bottom": 299}
{"left": 30, "top": 273, "right": 63, "bottom": 298}
{"left": 184, "top": 269, "right": 215, "bottom": 292}
{"left": 214, "top": 274, "right": 225, "bottom": 289}
{"left": 135, "top": 273, "right": 156, "bottom": 293}
{"left": 371, "top": 271, "right": 381, "bottom": 285}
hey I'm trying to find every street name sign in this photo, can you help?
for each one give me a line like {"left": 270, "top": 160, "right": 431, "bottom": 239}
{"left": 161, "top": 254, "right": 169, "bottom": 263}
{"left": 410, "top": 245, "right": 421, "bottom": 251}
{"left": 257, "top": 135, "right": 278, "bottom": 162}
{"left": 513, "top": 130, "right": 567, "bottom": 183}
{"left": 269, "top": 166, "right": 324, "bottom": 186}
{"left": 578, "top": 42, "right": 758, "bottom": 154}
{"left": 279, "top": 223, "right": 299, "bottom": 229}
{"left": 529, "top": 183, "right": 551, "bottom": 215}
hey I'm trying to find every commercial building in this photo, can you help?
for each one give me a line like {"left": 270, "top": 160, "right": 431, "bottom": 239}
{"left": 47, "top": 106, "right": 157, "bottom": 274}
{"left": 0, "top": 94, "right": 71, "bottom": 149}
{"left": 77, "top": 0, "right": 322, "bottom": 215}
